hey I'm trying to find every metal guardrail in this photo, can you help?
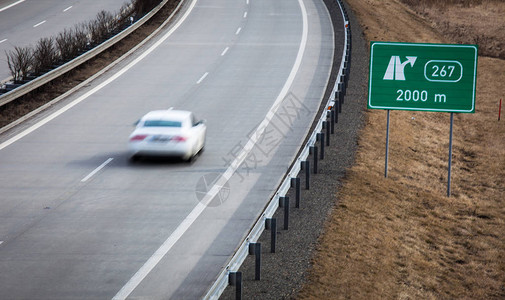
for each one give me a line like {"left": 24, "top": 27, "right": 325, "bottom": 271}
{"left": 0, "top": 0, "right": 175, "bottom": 108}
{"left": 203, "top": 0, "right": 351, "bottom": 298}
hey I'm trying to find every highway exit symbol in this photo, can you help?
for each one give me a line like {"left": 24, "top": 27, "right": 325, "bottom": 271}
{"left": 383, "top": 56, "right": 417, "bottom": 80}
{"left": 368, "top": 42, "right": 478, "bottom": 113}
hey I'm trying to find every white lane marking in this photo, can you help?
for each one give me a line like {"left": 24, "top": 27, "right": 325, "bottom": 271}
{"left": 0, "top": 39, "right": 7, "bottom": 44}
{"left": 33, "top": 20, "right": 46, "bottom": 28}
{"left": 246, "top": 0, "right": 249, "bottom": 5}
{"left": 81, "top": 158, "right": 113, "bottom": 182}
{"left": 63, "top": 6, "right": 72, "bottom": 12}
{"left": 0, "top": 0, "right": 25, "bottom": 12}
{"left": 112, "top": 0, "right": 308, "bottom": 298}
{"left": 0, "top": 241, "right": 3, "bottom": 245}
{"left": 196, "top": 72, "right": 209, "bottom": 84}
{"left": 243, "top": 11, "right": 247, "bottom": 18}
{"left": 235, "top": 27, "right": 242, "bottom": 35}
{"left": 0, "top": 0, "right": 198, "bottom": 152}
{"left": 221, "top": 46, "right": 229, "bottom": 56}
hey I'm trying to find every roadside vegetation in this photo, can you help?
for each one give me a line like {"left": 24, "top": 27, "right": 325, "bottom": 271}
{"left": 0, "top": 0, "right": 180, "bottom": 129}
{"left": 299, "top": 0, "right": 505, "bottom": 298}
{"left": 3, "top": 0, "right": 162, "bottom": 84}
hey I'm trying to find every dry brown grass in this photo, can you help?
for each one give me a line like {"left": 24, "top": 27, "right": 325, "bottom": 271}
{"left": 299, "top": 0, "right": 505, "bottom": 298}
{"left": 409, "top": 0, "right": 505, "bottom": 59}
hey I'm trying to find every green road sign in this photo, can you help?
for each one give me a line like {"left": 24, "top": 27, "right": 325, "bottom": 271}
{"left": 368, "top": 42, "right": 478, "bottom": 113}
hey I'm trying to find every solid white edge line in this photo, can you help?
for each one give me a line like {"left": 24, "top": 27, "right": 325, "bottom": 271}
{"left": 235, "top": 27, "right": 242, "bottom": 35}
{"left": 221, "top": 47, "right": 229, "bottom": 56}
{"left": 63, "top": 6, "right": 72, "bottom": 12}
{"left": 33, "top": 20, "right": 46, "bottom": 28}
{"left": 112, "top": 0, "right": 308, "bottom": 298}
{"left": 0, "top": 0, "right": 25, "bottom": 12}
{"left": 81, "top": 158, "right": 114, "bottom": 182}
{"left": 196, "top": 72, "right": 209, "bottom": 84}
{"left": 0, "top": 0, "right": 198, "bottom": 153}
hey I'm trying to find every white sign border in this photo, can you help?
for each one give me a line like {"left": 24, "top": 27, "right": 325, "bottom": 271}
{"left": 368, "top": 42, "right": 478, "bottom": 113}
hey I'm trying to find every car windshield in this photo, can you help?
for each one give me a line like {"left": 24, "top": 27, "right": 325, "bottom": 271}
{"left": 143, "top": 120, "right": 182, "bottom": 127}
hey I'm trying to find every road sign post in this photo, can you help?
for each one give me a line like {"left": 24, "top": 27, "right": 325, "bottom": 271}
{"left": 368, "top": 42, "right": 478, "bottom": 196}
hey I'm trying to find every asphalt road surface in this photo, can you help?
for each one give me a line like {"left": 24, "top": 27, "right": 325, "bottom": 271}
{"left": 0, "top": 0, "right": 128, "bottom": 80}
{"left": 0, "top": 0, "right": 338, "bottom": 298}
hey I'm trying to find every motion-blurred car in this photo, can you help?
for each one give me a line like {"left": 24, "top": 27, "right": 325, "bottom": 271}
{"left": 128, "top": 109, "right": 206, "bottom": 161}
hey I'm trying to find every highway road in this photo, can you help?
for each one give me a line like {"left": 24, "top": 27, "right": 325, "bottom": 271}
{"left": 0, "top": 0, "right": 128, "bottom": 81}
{"left": 0, "top": 0, "right": 339, "bottom": 298}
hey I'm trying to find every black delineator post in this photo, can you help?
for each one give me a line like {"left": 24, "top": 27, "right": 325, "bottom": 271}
{"left": 279, "top": 196, "right": 289, "bottom": 230}
{"left": 229, "top": 272, "right": 242, "bottom": 300}
{"left": 265, "top": 218, "right": 276, "bottom": 253}
{"left": 248, "top": 243, "right": 261, "bottom": 280}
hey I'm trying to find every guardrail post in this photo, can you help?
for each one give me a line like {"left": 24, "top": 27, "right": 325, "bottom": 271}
{"left": 290, "top": 177, "right": 301, "bottom": 208}
{"left": 325, "top": 121, "right": 330, "bottom": 146}
{"left": 338, "top": 83, "right": 343, "bottom": 102}
{"left": 265, "top": 218, "right": 277, "bottom": 253}
{"left": 248, "top": 243, "right": 261, "bottom": 280}
{"left": 310, "top": 146, "right": 318, "bottom": 174}
{"left": 340, "top": 75, "right": 346, "bottom": 98}
{"left": 318, "top": 133, "right": 324, "bottom": 160}
{"left": 279, "top": 196, "right": 289, "bottom": 230}
{"left": 330, "top": 108, "right": 335, "bottom": 133}
{"left": 344, "top": 60, "right": 348, "bottom": 72}
{"left": 228, "top": 272, "right": 242, "bottom": 300}
{"left": 304, "top": 160, "right": 310, "bottom": 189}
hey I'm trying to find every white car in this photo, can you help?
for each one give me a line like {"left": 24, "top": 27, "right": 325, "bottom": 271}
{"left": 128, "top": 109, "right": 206, "bottom": 161}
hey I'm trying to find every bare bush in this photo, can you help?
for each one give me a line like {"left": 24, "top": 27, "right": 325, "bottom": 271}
{"left": 3, "top": 0, "right": 163, "bottom": 83}
{"left": 6, "top": 47, "right": 33, "bottom": 82}
{"left": 56, "top": 29, "right": 76, "bottom": 61}
{"left": 117, "top": 2, "right": 136, "bottom": 25}
{"left": 6, "top": 46, "right": 33, "bottom": 82}
{"left": 33, "top": 37, "right": 57, "bottom": 75}
{"left": 96, "top": 10, "right": 116, "bottom": 40}
{"left": 73, "top": 23, "right": 90, "bottom": 53}
{"left": 86, "top": 19, "right": 101, "bottom": 46}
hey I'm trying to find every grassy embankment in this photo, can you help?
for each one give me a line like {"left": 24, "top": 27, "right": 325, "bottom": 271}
{"left": 299, "top": 0, "right": 505, "bottom": 298}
